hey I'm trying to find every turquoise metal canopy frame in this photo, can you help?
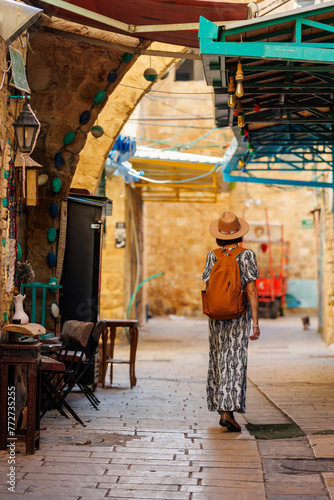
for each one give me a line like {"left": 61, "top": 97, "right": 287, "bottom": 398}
{"left": 199, "top": 1, "right": 334, "bottom": 189}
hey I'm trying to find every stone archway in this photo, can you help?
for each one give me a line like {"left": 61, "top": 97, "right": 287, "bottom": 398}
{"left": 16, "top": 24, "right": 182, "bottom": 327}
{"left": 71, "top": 41, "right": 183, "bottom": 192}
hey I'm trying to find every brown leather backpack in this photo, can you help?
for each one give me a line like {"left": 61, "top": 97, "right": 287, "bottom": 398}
{"left": 202, "top": 247, "right": 246, "bottom": 320}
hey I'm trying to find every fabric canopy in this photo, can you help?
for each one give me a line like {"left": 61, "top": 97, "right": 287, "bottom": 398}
{"left": 26, "top": 0, "right": 252, "bottom": 47}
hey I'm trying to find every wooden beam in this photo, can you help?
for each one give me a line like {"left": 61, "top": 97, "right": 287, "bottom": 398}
{"left": 39, "top": 26, "right": 199, "bottom": 59}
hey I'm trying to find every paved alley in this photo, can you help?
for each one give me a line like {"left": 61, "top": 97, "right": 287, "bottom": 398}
{"left": 0, "top": 314, "right": 334, "bottom": 499}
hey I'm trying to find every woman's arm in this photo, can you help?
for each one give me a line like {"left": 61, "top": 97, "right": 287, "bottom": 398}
{"left": 245, "top": 280, "right": 261, "bottom": 340}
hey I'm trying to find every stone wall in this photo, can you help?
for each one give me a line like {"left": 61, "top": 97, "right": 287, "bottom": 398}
{"left": 0, "top": 19, "right": 152, "bottom": 329}
{"left": 229, "top": 183, "right": 318, "bottom": 281}
{"left": 322, "top": 194, "right": 334, "bottom": 345}
{"left": 143, "top": 183, "right": 318, "bottom": 317}
{"left": 134, "top": 72, "right": 319, "bottom": 318}
{"left": 100, "top": 177, "right": 126, "bottom": 319}
{"left": 0, "top": 36, "right": 27, "bottom": 325}
{"left": 100, "top": 177, "right": 144, "bottom": 323}
{"left": 70, "top": 42, "right": 183, "bottom": 322}
{"left": 143, "top": 193, "right": 229, "bottom": 317}
{"left": 20, "top": 27, "right": 145, "bottom": 328}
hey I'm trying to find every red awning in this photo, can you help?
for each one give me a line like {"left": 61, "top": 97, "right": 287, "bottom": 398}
{"left": 27, "top": 0, "right": 252, "bottom": 47}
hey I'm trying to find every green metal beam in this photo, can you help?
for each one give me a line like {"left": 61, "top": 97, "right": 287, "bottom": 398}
{"left": 242, "top": 65, "right": 334, "bottom": 72}
{"left": 201, "top": 40, "right": 334, "bottom": 64}
{"left": 213, "top": 2, "right": 334, "bottom": 37}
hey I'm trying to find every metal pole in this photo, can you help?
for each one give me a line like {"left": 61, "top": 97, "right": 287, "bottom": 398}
{"left": 265, "top": 208, "right": 275, "bottom": 303}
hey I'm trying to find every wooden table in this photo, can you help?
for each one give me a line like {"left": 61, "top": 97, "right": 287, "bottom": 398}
{"left": 0, "top": 342, "right": 42, "bottom": 454}
{"left": 100, "top": 320, "right": 139, "bottom": 388}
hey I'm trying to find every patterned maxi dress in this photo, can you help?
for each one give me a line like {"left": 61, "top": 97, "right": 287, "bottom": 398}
{"left": 202, "top": 248, "right": 259, "bottom": 414}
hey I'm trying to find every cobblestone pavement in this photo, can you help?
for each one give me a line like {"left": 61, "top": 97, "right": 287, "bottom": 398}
{"left": 0, "top": 314, "right": 333, "bottom": 499}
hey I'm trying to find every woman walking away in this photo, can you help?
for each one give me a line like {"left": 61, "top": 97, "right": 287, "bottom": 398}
{"left": 202, "top": 211, "right": 260, "bottom": 432}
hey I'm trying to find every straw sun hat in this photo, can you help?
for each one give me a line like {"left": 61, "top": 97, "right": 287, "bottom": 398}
{"left": 209, "top": 211, "right": 249, "bottom": 240}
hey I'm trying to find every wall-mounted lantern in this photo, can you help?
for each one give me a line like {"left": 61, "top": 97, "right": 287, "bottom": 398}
{"left": 12, "top": 102, "right": 40, "bottom": 153}
{"left": 13, "top": 102, "right": 41, "bottom": 205}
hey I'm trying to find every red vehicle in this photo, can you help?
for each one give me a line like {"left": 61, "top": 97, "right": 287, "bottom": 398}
{"left": 243, "top": 211, "right": 289, "bottom": 319}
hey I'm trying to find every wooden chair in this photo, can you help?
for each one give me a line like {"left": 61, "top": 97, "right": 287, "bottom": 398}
{"left": 76, "top": 320, "right": 106, "bottom": 409}
{"left": 40, "top": 321, "right": 95, "bottom": 427}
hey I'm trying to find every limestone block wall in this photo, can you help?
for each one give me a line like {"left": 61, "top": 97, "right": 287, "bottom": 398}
{"left": 136, "top": 73, "right": 319, "bottom": 318}
{"left": 322, "top": 200, "right": 334, "bottom": 345}
{"left": 143, "top": 182, "right": 318, "bottom": 317}
{"left": 143, "top": 193, "right": 229, "bottom": 317}
{"left": 100, "top": 175, "right": 144, "bottom": 322}
{"left": 229, "top": 183, "right": 318, "bottom": 281}
{"left": 100, "top": 177, "right": 126, "bottom": 319}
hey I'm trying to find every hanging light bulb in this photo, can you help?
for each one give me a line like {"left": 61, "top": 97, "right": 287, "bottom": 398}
{"left": 235, "top": 62, "right": 244, "bottom": 98}
{"left": 227, "top": 76, "right": 236, "bottom": 108}
{"left": 254, "top": 100, "right": 260, "bottom": 113}
{"left": 238, "top": 115, "right": 245, "bottom": 127}
{"left": 228, "top": 93, "right": 236, "bottom": 108}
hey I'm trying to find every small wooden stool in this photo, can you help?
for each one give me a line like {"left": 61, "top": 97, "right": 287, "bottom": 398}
{"left": 100, "top": 320, "right": 138, "bottom": 388}
{"left": 0, "top": 342, "right": 42, "bottom": 455}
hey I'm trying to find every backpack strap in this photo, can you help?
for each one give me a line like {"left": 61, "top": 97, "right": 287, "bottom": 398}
{"left": 232, "top": 247, "right": 247, "bottom": 258}
{"left": 213, "top": 247, "right": 247, "bottom": 259}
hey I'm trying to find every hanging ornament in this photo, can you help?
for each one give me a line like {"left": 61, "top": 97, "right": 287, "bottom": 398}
{"left": 227, "top": 77, "right": 236, "bottom": 108}
{"left": 144, "top": 67, "right": 158, "bottom": 82}
{"left": 254, "top": 101, "right": 260, "bottom": 113}
{"left": 54, "top": 152, "right": 64, "bottom": 168}
{"left": 50, "top": 302, "right": 60, "bottom": 318}
{"left": 17, "top": 243, "right": 22, "bottom": 260}
{"left": 94, "top": 90, "right": 106, "bottom": 104}
{"left": 63, "top": 131, "right": 76, "bottom": 145}
{"left": 49, "top": 202, "right": 59, "bottom": 218}
{"left": 47, "top": 227, "right": 57, "bottom": 243}
{"left": 242, "top": 136, "right": 247, "bottom": 143}
{"left": 52, "top": 178, "right": 62, "bottom": 193}
{"left": 240, "top": 129, "right": 245, "bottom": 137}
{"left": 79, "top": 110, "right": 91, "bottom": 125}
{"left": 91, "top": 125, "right": 104, "bottom": 138}
{"left": 238, "top": 115, "right": 246, "bottom": 127}
{"left": 328, "top": 109, "right": 334, "bottom": 118}
{"left": 47, "top": 251, "right": 57, "bottom": 268}
{"left": 122, "top": 52, "right": 134, "bottom": 63}
{"left": 107, "top": 69, "right": 118, "bottom": 84}
{"left": 160, "top": 71, "right": 169, "bottom": 80}
{"left": 261, "top": 243, "right": 268, "bottom": 253}
{"left": 235, "top": 62, "right": 244, "bottom": 98}
{"left": 38, "top": 174, "right": 49, "bottom": 186}
{"left": 244, "top": 129, "right": 249, "bottom": 137}
{"left": 48, "top": 276, "right": 59, "bottom": 291}
{"left": 235, "top": 99, "right": 243, "bottom": 115}
{"left": 233, "top": 109, "right": 238, "bottom": 117}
